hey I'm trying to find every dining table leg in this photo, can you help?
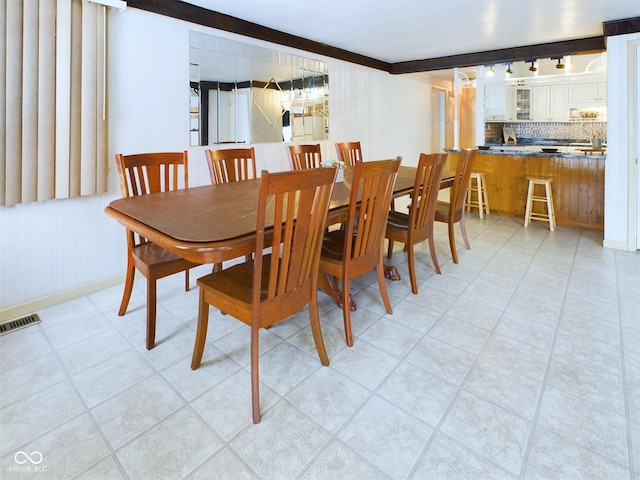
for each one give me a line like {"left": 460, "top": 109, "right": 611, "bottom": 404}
{"left": 383, "top": 265, "right": 401, "bottom": 281}
{"left": 317, "top": 273, "right": 357, "bottom": 311}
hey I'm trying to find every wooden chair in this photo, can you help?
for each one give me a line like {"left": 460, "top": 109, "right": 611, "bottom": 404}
{"left": 206, "top": 147, "right": 257, "bottom": 184}
{"left": 191, "top": 167, "right": 338, "bottom": 424}
{"left": 335, "top": 141, "right": 363, "bottom": 166}
{"left": 114, "top": 151, "right": 200, "bottom": 350}
{"left": 205, "top": 147, "right": 257, "bottom": 270}
{"left": 318, "top": 158, "right": 401, "bottom": 347}
{"left": 385, "top": 152, "right": 448, "bottom": 293}
{"left": 434, "top": 148, "right": 477, "bottom": 264}
{"left": 288, "top": 144, "right": 323, "bottom": 170}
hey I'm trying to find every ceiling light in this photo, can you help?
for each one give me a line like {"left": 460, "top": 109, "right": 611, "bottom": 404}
{"left": 486, "top": 65, "right": 495, "bottom": 77}
{"left": 528, "top": 60, "right": 537, "bottom": 72}
{"left": 505, "top": 63, "right": 513, "bottom": 75}
{"left": 555, "top": 57, "right": 565, "bottom": 69}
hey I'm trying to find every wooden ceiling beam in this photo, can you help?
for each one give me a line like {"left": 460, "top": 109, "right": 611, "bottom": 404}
{"left": 126, "top": 0, "right": 390, "bottom": 71}
{"left": 389, "top": 36, "right": 606, "bottom": 74}
{"left": 126, "top": 3, "right": 639, "bottom": 75}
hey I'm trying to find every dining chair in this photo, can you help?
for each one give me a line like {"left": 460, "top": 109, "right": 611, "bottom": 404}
{"left": 191, "top": 166, "right": 338, "bottom": 424}
{"left": 335, "top": 141, "right": 363, "bottom": 166}
{"left": 288, "top": 144, "right": 323, "bottom": 170}
{"left": 205, "top": 147, "right": 257, "bottom": 271}
{"left": 319, "top": 157, "right": 401, "bottom": 347}
{"left": 114, "top": 151, "right": 200, "bottom": 350}
{"left": 206, "top": 147, "right": 257, "bottom": 184}
{"left": 434, "top": 148, "right": 477, "bottom": 264}
{"left": 385, "top": 152, "right": 448, "bottom": 294}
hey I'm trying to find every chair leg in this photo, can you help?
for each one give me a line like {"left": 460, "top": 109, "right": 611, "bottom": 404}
{"left": 309, "top": 292, "right": 329, "bottom": 366}
{"left": 191, "top": 289, "right": 209, "bottom": 369}
{"left": 185, "top": 269, "right": 190, "bottom": 292}
{"left": 118, "top": 262, "right": 136, "bottom": 316}
{"left": 146, "top": 277, "right": 157, "bottom": 350}
{"left": 448, "top": 221, "right": 458, "bottom": 264}
{"left": 460, "top": 214, "right": 471, "bottom": 250}
{"left": 386, "top": 239, "right": 393, "bottom": 259}
{"left": 250, "top": 322, "right": 261, "bottom": 424}
{"left": 428, "top": 235, "right": 441, "bottom": 275}
{"left": 376, "top": 259, "right": 393, "bottom": 315}
{"left": 341, "top": 276, "right": 354, "bottom": 347}
{"left": 407, "top": 243, "right": 418, "bottom": 294}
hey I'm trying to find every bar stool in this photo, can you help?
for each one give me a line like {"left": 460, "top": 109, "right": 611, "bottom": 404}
{"left": 466, "top": 172, "right": 490, "bottom": 219}
{"left": 524, "top": 176, "right": 556, "bottom": 231}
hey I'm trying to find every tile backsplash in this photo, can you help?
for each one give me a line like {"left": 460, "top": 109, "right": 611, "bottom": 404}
{"left": 485, "top": 121, "right": 607, "bottom": 144}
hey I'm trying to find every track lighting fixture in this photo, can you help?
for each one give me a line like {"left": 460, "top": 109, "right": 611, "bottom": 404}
{"left": 528, "top": 60, "right": 537, "bottom": 72}
{"left": 555, "top": 57, "right": 565, "bottom": 69}
{"left": 486, "top": 65, "right": 495, "bottom": 77}
{"left": 505, "top": 63, "right": 513, "bottom": 75}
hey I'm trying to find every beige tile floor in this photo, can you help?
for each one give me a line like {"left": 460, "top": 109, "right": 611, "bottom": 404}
{"left": 1, "top": 214, "right": 639, "bottom": 479}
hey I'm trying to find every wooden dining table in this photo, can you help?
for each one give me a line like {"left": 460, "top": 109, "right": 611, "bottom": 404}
{"left": 105, "top": 165, "right": 454, "bottom": 304}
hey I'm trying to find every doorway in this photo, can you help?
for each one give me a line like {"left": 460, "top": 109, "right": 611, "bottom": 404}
{"left": 431, "top": 89, "right": 446, "bottom": 152}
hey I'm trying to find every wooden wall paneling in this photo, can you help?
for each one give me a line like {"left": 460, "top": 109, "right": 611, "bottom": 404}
{"left": 469, "top": 152, "right": 604, "bottom": 230}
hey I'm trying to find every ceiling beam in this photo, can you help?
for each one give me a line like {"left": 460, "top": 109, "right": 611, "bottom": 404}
{"left": 126, "top": 0, "right": 391, "bottom": 71}
{"left": 603, "top": 16, "right": 640, "bottom": 37}
{"left": 127, "top": 2, "right": 638, "bottom": 75}
{"left": 389, "top": 36, "right": 606, "bottom": 74}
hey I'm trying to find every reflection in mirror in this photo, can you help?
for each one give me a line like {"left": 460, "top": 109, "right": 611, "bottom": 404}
{"left": 189, "top": 31, "right": 329, "bottom": 146}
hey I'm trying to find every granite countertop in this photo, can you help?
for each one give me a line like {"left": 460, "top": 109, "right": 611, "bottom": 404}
{"left": 476, "top": 146, "right": 606, "bottom": 158}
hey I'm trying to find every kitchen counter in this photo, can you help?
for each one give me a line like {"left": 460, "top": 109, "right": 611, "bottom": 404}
{"left": 476, "top": 146, "right": 606, "bottom": 158}
{"left": 447, "top": 150, "right": 604, "bottom": 230}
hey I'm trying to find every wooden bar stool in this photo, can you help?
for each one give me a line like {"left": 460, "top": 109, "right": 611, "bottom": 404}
{"left": 524, "top": 176, "right": 556, "bottom": 231}
{"left": 466, "top": 172, "right": 490, "bottom": 219}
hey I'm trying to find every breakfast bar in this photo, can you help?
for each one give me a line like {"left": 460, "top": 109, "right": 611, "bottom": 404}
{"left": 448, "top": 149, "right": 605, "bottom": 230}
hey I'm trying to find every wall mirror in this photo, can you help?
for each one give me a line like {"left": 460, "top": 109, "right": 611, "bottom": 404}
{"left": 189, "top": 31, "right": 329, "bottom": 146}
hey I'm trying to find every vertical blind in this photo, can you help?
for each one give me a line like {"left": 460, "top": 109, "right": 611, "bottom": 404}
{"left": 1, "top": 0, "right": 107, "bottom": 207}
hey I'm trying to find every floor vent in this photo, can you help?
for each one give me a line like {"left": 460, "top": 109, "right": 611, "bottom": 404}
{"left": 0, "top": 314, "right": 41, "bottom": 336}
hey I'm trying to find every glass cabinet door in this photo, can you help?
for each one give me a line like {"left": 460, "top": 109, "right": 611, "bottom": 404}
{"left": 516, "top": 88, "right": 531, "bottom": 120}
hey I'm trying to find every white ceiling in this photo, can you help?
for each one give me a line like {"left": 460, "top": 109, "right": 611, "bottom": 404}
{"left": 182, "top": 0, "right": 639, "bottom": 64}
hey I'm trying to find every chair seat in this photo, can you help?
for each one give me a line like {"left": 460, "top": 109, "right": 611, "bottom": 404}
{"left": 197, "top": 260, "right": 256, "bottom": 305}
{"left": 386, "top": 210, "right": 410, "bottom": 230}
{"left": 435, "top": 201, "right": 465, "bottom": 220}
{"left": 320, "top": 230, "right": 348, "bottom": 261}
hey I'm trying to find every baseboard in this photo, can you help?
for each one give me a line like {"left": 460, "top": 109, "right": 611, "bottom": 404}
{"left": 0, "top": 274, "right": 125, "bottom": 324}
{"left": 602, "top": 238, "right": 635, "bottom": 251}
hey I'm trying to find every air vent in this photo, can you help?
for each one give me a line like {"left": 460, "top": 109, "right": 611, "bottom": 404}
{"left": 0, "top": 314, "right": 41, "bottom": 336}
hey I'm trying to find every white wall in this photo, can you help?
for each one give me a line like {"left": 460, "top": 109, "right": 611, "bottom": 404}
{"left": 0, "top": 7, "right": 435, "bottom": 319}
{"left": 603, "top": 32, "right": 640, "bottom": 251}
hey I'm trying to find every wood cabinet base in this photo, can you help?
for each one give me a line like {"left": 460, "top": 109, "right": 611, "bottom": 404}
{"left": 448, "top": 152, "right": 604, "bottom": 231}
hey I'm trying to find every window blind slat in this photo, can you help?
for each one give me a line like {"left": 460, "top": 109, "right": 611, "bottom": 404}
{"left": 2, "top": 0, "right": 107, "bottom": 207}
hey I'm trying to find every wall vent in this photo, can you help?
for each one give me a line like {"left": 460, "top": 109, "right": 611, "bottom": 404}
{"left": 0, "top": 314, "right": 41, "bottom": 336}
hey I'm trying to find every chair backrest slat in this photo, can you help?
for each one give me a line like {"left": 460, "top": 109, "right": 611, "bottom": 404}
{"left": 254, "top": 167, "right": 338, "bottom": 307}
{"left": 449, "top": 148, "right": 477, "bottom": 215}
{"left": 289, "top": 144, "right": 323, "bottom": 170}
{"left": 345, "top": 158, "right": 401, "bottom": 260}
{"left": 114, "top": 151, "right": 189, "bottom": 247}
{"left": 410, "top": 152, "right": 448, "bottom": 236}
{"left": 206, "top": 147, "right": 257, "bottom": 184}
{"left": 335, "top": 141, "right": 363, "bottom": 166}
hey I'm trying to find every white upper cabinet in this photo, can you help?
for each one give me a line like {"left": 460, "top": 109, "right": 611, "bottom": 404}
{"left": 568, "top": 82, "right": 606, "bottom": 105}
{"left": 532, "top": 85, "right": 569, "bottom": 121}
{"left": 484, "top": 83, "right": 507, "bottom": 120}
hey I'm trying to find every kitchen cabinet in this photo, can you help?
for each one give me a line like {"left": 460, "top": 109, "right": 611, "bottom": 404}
{"left": 484, "top": 83, "right": 506, "bottom": 121}
{"left": 513, "top": 87, "right": 531, "bottom": 121}
{"left": 568, "top": 82, "right": 606, "bottom": 105}
{"left": 532, "top": 85, "right": 569, "bottom": 121}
